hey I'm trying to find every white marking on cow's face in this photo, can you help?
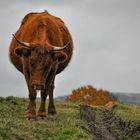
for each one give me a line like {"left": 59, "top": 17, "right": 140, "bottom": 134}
{"left": 36, "top": 90, "right": 41, "bottom": 96}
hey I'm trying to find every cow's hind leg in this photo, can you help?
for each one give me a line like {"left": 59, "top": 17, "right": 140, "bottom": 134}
{"left": 48, "top": 84, "right": 56, "bottom": 115}
{"left": 38, "top": 91, "right": 48, "bottom": 119}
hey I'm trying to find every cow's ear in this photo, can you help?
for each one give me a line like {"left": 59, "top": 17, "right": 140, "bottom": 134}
{"left": 53, "top": 52, "right": 68, "bottom": 63}
{"left": 15, "top": 47, "right": 31, "bottom": 57}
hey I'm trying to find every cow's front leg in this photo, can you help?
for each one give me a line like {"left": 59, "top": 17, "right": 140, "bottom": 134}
{"left": 20, "top": 57, "right": 36, "bottom": 119}
{"left": 47, "top": 62, "right": 58, "bottom": 115}
{"left": 27, "top": 88, "right": 37, "bottom": 119}
{"left": 38, "top": 91, "right": 48, "bottom": 119}
{"left": 48, "top": 84, "right": 56, "bottom": 115}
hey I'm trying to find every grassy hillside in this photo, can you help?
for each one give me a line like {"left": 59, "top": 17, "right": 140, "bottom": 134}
{"left": 0, "top": 97, "right": 92, "bottom": 140}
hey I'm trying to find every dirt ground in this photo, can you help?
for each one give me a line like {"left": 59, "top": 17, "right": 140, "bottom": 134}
{"left": 80, "top": 104, "right": 140, "bottom": 140}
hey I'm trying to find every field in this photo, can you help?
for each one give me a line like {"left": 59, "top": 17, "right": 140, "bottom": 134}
{"left": 0, "top": 97, "right": 92, "bottom": 140}
{"left": 0, "top": 96, "right": 140, "bottom": 140}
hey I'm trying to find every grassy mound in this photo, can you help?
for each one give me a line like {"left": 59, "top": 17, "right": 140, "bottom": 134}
{"left": 112, "top": 102, "right": 140, "bottom": 123}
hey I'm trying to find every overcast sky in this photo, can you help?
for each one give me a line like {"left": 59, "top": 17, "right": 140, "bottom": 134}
{"left": 0, "top": 0, "right": 140, "bottom": 97}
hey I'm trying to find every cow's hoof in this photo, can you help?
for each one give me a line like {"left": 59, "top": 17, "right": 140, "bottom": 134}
{"left": 48, "top": 110, "right": 56, "bottom": 115}
{"left": 26, "top": 112, "right": 36, "bottom": 120}
{"left": 38, "top": 112, "right": 46, "bottom": 119}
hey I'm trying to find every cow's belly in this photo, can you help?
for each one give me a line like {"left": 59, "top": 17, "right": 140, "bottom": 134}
{"left": 10, "top": 51, "right": 23, "bottom": 73}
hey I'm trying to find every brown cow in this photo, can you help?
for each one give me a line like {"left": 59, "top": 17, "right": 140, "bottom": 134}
{"left": 9, "top": 11, "right": 73, "bottom": 119}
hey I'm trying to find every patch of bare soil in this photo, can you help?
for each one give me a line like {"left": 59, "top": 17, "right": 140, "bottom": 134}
{"left": 80, "top": 105, "right": 140, "bottom": 140}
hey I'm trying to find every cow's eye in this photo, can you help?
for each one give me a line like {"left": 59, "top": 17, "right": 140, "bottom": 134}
{"left": 44, "top": 64, "right": 49, "bottom": 69}
{"left": 30, "top": 61, "right": 35, "bottom": 67}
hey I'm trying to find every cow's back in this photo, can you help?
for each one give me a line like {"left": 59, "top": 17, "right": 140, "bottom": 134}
{"left": 9, "top": 11, "right": 73, "bottom": 74}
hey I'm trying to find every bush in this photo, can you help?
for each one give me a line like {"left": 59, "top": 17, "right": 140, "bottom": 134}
{"left": 66, "top": 85, "right": 117, "bottom": 106}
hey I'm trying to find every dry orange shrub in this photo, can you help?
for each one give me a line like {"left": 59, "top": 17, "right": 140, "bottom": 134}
{"left": 66, "top": 85, "right": 117, "bottom": 106}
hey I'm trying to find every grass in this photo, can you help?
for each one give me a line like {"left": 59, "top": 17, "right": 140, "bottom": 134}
{"left": 111, "top": 102, "right": 140, "bottom": 123}
{"left": 111, "top": 102, "right": 140, "bottom": 140}
{"left": 0, "top": 96, "right": 139, "bottom": 140}
{"left": 0, "top": 96, "right": 92, "bottom": 140}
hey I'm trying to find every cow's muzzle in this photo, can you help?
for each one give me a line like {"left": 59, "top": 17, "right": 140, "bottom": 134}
{"left": 32, "top": 84, "right": 45, "bottom": 90}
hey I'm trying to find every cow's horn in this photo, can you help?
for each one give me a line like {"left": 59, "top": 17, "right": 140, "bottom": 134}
{"left": 52, "top": 42, "right": 70, "bottom": 51}
{"left": 12, "top": 34, "right": 30, "bottom": 48}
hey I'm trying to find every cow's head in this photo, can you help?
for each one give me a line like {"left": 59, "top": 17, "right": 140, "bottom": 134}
{"left": 13, "top": 35, "right": 69, "bottom": 90}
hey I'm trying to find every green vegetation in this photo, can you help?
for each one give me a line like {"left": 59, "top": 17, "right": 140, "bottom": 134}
{"left": 111, "top": 102, "right": 140, "bottom": 140}
{"left": 0, "top": 96, "right": 92, "bottom": 140}
{"left": 0, "top": 96, "right": 140, "bottom": 140}
{"left": 112, "top": 102, "right": 140, "bottom": 123}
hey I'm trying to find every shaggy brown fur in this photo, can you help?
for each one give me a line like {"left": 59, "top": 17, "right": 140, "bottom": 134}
{"left": 9, "top": 11, "right": 73, "bottom": 119}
